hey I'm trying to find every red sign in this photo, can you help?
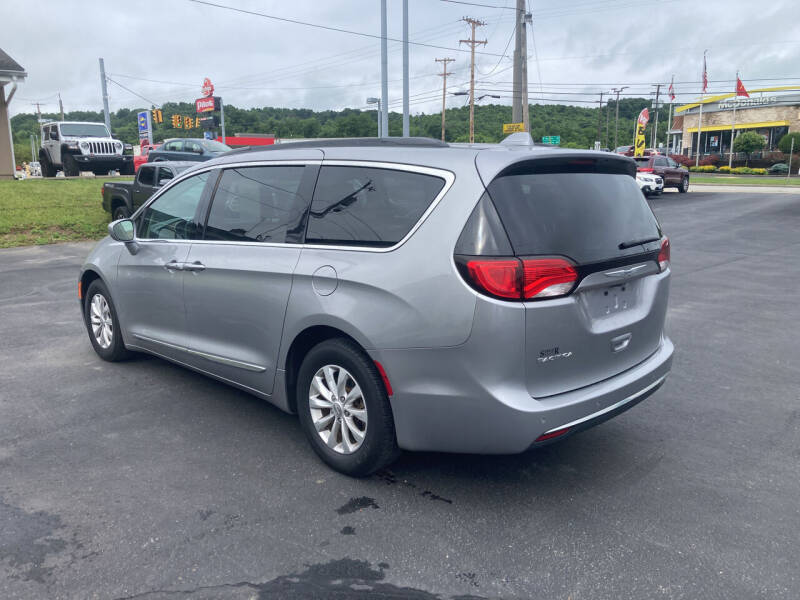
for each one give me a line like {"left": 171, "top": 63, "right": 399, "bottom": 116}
{"left": 196, "top": 97, "right": 216, "bottom": 113}
{"left": 201, "top": 77, "right": 214, "bottom": 98}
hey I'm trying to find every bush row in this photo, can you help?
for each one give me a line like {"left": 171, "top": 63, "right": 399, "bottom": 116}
{"left": 688, "top": 165, "right": 768, "bottom": 174}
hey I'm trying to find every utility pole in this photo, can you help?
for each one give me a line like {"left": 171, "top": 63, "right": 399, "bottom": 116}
{"left": 511, "top": 0, "right": 531, "bottom": 132}
{"left": 605, "top": 94, "right": 611, "bottom": 148}
{"left": 459, "top": 17, "right": 486, "bottom": 144}
{"left": 380, "top": 0, "right": 389, "bottom": 138}
{"left": 98, "top": 58, "right": 111, "bottom": 132}
{"left": 612, "top": 86, "right": 628, "bottom": 151}
{"left": 436, "top": 58, "right": 455, "bottom": 141}
{"left": 30, "top": 134, "right": 36, "bottom": 162}
{"left": 596, "top": 91, "right": 604, "bottom": 147}
{"left": 402, "top": 0, "right": 410, "bottom": 137}
{"left": 58, "top": 93, "right": 64, "bottom": 121}
{"left": 651, "top": 83, "right": 661, "bottom": 151}
{"left": 32, "top": 102, "right": 42, "bottom": 124}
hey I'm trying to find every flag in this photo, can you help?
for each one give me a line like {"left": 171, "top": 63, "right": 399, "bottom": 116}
{"left": 702, "top": 51, "right": 708, "bottom": 94}
{"left": 668, "top": 76, "right": 675, "bottom": 101}
{"left": 634, "top": 108, "right": 649, "bottom": 157}
{"left": 736, "top": 74, "right": 749, "bottom": 98}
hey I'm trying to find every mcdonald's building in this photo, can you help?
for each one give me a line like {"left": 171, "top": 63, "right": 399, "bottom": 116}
{"left": 668, "top": 88, "right": 800, "bottom": 158}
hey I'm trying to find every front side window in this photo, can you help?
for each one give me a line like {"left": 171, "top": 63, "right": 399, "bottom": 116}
{"left": 306, "top": 166, "right": 445, "bottom": 247}
{"left": 138, "top": 166, "right": 155, "bottom": 186}
{"left": 164, "top": 140, "right": 183, "bottom": 152}
{"left": 185, "top": 140, "right": 203, "bottom": 154}
{"left": 204, "top": 166, "right": 307, "bottom": 243}
{"left": 138, "top": 172, "right": 209, "bottom": 240}
{"left": 667, "top": 158, "right": 678, "bottom": 168}
{"left": 157, "top": 167, "right": 175, "bottom": 186}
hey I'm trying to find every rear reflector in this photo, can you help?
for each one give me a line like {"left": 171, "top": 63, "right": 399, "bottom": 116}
{"left": 463, "top": 257, "right": 577, "bottom": 301}
{"left": 658, "top": 237, "right": 670, "bottom": 272}
{"left": 535, "top": 427, "right": 570, "bottom": 442}
{"left": 78, "top": 281, "right": 82, "bottom": 300}
{"left": 374, "top": 361, "right": 393, "bottom": 397}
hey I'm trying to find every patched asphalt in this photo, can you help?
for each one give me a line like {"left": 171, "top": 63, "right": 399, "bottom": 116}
{"left": 1, "top": 190, "right": 799, "bottom": 599}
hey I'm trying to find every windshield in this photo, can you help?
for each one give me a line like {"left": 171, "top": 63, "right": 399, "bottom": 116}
{"left": 59, "top": 123, "right": 111, "bottom": 138}
{"left": 201, "top": 140, "right": 231, "bottom": 153}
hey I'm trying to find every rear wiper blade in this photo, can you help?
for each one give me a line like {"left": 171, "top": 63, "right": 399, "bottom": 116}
{"left": 618, "top": 236, "right": 660, "bottom": 250}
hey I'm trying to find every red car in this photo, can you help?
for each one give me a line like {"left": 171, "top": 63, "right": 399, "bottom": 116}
{"left": 134, "top": 143, "right": 161, "bottom": 173}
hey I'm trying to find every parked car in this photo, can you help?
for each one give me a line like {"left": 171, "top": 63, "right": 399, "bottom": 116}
{"left": 636, "top": 171, "right": 663, "bottom": 196}
{"left": 633, "top": 155, "right": 690, "bottom": 193}
{"left": 102, "top": 161, "right": 194, "bottom": 220}
{"left": 768, "top": 163, "right": 789, "bottom": 174}
{"left": 147, "top": 138, "right": 231, "bottom": 163}
{"left": 134, "top": 143, "right": 162, "bottom": 172}
{"left": 614, "top": 145, "right": 633, "bottom": 155}
{"left": 79, "top": 136, "right": 673, "bottom": 476}
{"left": 38, "top": 121, "right": 134, "bottom": 177}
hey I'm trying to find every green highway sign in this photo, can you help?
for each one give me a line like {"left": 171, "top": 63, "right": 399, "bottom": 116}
{"left": 542, "top": 136, "right": 561, "bottom": 145}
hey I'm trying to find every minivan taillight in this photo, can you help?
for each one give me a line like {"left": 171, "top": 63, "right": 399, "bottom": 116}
{"left": 658, "top": 237, "right": 670, "bottom": 272}
{"left": 463, "top": 257, "right": 577, "bottom": 301}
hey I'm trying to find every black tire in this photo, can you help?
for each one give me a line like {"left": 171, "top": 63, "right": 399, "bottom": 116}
{"left": 40, "top": 154, "right": 56, "bottom": 178}
{"left": 296, "top": 338, "right": 399, "bottom": 477}
{"left": 83, "top": 279, "right": 133, "bottom": 362}
{"left": 63, "top": 153, "right": 80, "bottom": 177}
{"left": 112, "top": 204, "right": 131, "bottom": 221}
{"left": 679, "top": 176, "right": 689, "bottom": 193}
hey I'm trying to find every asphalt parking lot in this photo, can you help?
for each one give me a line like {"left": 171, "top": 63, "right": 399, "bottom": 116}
{"left": 1, "top": 190, "right": 799, "bottom": 600}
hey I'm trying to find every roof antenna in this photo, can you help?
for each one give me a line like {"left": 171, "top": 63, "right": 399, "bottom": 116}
{"left": 500, "top": 132, "right": 534, "bottom": 147}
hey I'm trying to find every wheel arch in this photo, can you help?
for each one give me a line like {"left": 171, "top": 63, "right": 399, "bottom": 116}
{"left": 282, "top": 325, "right": 370, "bottom": 414}
{"left": 110, "top": 195, "right": 130, "bottom": 213}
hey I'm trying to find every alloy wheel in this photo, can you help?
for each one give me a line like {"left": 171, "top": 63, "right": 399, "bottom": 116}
{"left": 308, "top": 365, "right": 368, "bottom": 454}
{"left": 90, "top": 293, "right": 113, "bottom": 349}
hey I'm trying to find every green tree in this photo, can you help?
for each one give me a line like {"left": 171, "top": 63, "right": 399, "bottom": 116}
{"left": 733, "top": 131, "right": 766, "bottom": 165}
{"left": 777, "top": 132, "right": 800, "bottom": 154}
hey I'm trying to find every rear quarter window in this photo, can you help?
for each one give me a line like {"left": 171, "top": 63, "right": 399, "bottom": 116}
{"left": 306, "top": 166, "right": 445, "bottom": 247}
{"left": 487, "top": 170, "right": 661, "bottom": 264}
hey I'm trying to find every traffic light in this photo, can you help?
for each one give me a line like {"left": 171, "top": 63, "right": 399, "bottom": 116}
{"left": 151, "top": 108, "right": 163, "bottom": 124}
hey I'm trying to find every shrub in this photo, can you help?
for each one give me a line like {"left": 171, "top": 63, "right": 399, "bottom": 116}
{"left": 699, "top": 154, "right": 721, "bottom": 166}
{"left": 718, "top": 166, "right": 731, "bottom": 173}
{"left": 768, "top": 163, "right": 789, "bottom": 174}
{"left": 689, "top": 165, "right": 716, "bottom": 172}
{"left": 670, "top": 154, "right": 693, "bottom": 167}
{"left": 777, "top": 132, "right": 800, "bottom": 154}
{"left": 729, "top": 167, "right": 767, "bottom": 175}
{"left": 733, "top": 131, "right": 766, "bottom": 165}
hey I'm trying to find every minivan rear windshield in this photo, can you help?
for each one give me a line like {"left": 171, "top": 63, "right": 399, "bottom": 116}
{"left": 486, "top": 171, "right": 661, "bottom": 264}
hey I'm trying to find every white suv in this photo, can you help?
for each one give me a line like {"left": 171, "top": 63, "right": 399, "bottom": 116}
{"left": 39, "top": 121, "right": 134, "bottom": 177}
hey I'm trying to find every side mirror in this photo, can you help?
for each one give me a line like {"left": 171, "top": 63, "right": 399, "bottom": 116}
{"left": 49, "top": 131, "right": 59, "bottom": 141}
{"left": 108, "top": 219, "right": 140, "bottom": 254}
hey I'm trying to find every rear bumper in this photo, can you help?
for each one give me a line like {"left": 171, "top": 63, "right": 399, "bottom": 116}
{"left": 379, "top": 335, "right": 673, "bottom": 454}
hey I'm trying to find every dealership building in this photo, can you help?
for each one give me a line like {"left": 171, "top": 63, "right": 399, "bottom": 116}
{"left": 668, "top": 88, "right": 800, "bottom": 157}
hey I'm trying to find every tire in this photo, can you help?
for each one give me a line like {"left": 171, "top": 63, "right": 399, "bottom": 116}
{"left": 679, "top": 176, "right": 689, "bottom": 193}
{"left": 112, "top": 204, "right": 131, "bottom": 221}
{"left": 40, "top": 154, "right": 56, "bottom": 178}
{"left": 83, "top": 279, "right": 133, "bottom": 362}
{"left": 63, "top": 153, "right": 80, "bottom": 177}
{"left": 296, "top": 338, "right": 399, "bottom": 477}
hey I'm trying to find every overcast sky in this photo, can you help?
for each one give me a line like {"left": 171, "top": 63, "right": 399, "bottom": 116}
{"left": 5, "top": 0, "right": 800, "bottom": 119}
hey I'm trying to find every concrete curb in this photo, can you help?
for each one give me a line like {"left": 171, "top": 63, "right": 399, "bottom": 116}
{"left": 688, "top": 184, "right": 800, "bottom": 194}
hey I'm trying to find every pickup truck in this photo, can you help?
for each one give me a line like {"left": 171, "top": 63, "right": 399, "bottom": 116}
{"left": 102, "top": 161, "right": 193, "bottom": 220}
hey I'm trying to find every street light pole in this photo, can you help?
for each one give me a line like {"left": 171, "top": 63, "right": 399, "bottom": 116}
{"left": 367, "top": 97, "right": 381, "bottom": 137}
{"left": 612, "top": 86, "right": 628, "bottom": 151}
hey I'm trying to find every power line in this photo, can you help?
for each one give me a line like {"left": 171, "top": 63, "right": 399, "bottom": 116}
{"left": 186, "top": 0, "right": 507, "bottom": 57}
{"left": 104, "top": 77, "right": 159, "bottom": 107}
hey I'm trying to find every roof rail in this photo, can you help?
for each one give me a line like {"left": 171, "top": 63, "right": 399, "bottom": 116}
{"left": 224, "top": 136, "right": 448, "bottom": 155}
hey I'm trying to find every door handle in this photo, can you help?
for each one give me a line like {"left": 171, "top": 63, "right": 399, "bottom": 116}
{"left": 164, "top": 260, "right": 184, "bottom": 271}
{"left": 183, "top": 261, "right": 206, "bottom": 272}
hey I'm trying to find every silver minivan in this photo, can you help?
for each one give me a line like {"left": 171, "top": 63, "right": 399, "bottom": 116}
{"left": 79, "top": 136, "right": 673, "bottom": 476}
